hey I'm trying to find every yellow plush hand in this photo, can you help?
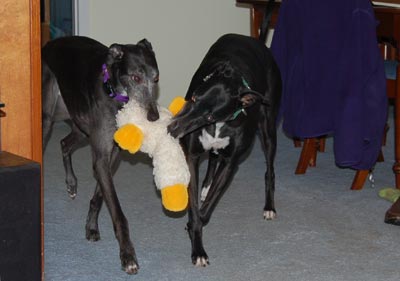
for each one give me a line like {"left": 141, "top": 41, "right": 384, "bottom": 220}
{"left": 161, "top": 183, "right": 189, "bottom": 212}
{"left": 114, "top": 124, "right": 144, "bottom": 154}
{"left": 168, "top": 96, "right": 186, "bottom": 116}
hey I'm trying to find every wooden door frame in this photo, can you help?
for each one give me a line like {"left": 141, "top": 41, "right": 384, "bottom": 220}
{"left": 30, "top": 0, "right": 43, "bottom": 279}
{"left": 31, "top": 0, "right": 42, "bottom": 164}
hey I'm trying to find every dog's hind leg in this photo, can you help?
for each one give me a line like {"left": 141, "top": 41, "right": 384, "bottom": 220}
{"left": 42, "top": 63, "right": 60, "bottom": 149}
{"left": 200, "top": 152, "right": 219, "bottom": 202}
{"left": 258, "top": 114, "right": 277, "bottom": 220}
{"left": 85, "top": 145, "right": 119, "bottom": 242}
{"left": 42, "top": 62, "right": 71, "bottom": 150}
{"left": 60, "top": 123, "right": 87, "bottom": 198}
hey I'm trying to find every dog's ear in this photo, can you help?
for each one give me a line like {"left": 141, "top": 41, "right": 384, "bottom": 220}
{"left": 137, "top": 38, "right": 153, "bottom": 51}
{"left": 239, "top": 91, "right": 270, "bottom": 108}
{"left": 107, "top": 44, "right": 124, "bottom": 64}
{"left": 240, "top": 93, "right": 258, "bottom": 108}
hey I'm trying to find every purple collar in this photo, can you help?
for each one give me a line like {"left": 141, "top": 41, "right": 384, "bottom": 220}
{"left": 102, "top": 64, "right": 129, "bottom": 103}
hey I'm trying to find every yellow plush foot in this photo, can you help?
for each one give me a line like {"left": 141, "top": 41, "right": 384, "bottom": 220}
{"left": 114, "top": 124, "right": 144, "bottom": 154}
{"left": 161, "top": 183, "right": 189, "bottom": 212}
{"left": 168, "top": 96, "right": 186, "bottom": 116}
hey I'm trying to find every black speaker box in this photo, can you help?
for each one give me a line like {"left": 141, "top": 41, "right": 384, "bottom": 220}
{"left": 0, "top": 151, "right": 41, "bottom": 281}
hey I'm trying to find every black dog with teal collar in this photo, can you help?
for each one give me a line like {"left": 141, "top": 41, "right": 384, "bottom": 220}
{"left": 168, "top": 30, "right": 281, "bottom": 268}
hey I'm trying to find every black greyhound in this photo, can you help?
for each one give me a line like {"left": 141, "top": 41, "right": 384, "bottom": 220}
{"left": 167, "top": 0, "right": 281, "bottom": 266}
{"left": 42, "top": 36, "right": 159, "bottom": 274}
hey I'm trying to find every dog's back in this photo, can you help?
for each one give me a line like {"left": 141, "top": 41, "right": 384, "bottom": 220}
{"left": 43, "top": 36, "right": 108, "bottom": 79}
{"left": 42, "top": 37, "right": 110, "bottom": 117}
{"left": 187, "top": 34, "right": 280, "bottom": 105}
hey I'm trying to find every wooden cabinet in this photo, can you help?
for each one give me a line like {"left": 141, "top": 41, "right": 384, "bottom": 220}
{"left": 0, "top": 1, "right": 42, "bottom": 280}
{"left": 0, "top": 0, "right": 42, "bottom": 164}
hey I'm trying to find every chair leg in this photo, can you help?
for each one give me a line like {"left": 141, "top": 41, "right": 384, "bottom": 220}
{"left": 377, "top": 150, "right": 385, "bottom": 162}
{"left": 350, "top": 121, "right": 388, "bottom": 189}
{"left": 351, "top": 170, "right": 369, "bottom": 190}
{"left": 317, "top": 137, "right": 326, "bottom": 152}
{"left": 295, "top": 138, "right": 318, "bottom": 174}
{"left": 293, "top": 138, "right": 302, "bottom": 147}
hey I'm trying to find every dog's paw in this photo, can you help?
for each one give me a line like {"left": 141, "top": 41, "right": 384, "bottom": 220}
{"left": 191, "top": 247, "right": 209, "bottom": 267}
{"left": 263, "top": 210, "right": 276, "bottom": 220}
{"left": 124, "top": 263, "right": 139, "bottom": 275}
{"left": 66, "top": 178, "right": 77, "bottom": 199}
{"left": 193, "top": 256, "right": 209, "bottom": 267}
{"left": 121, "top": 253, "right": 139, "bottom": 275}
{"left": 86, "top": 229, "right": 101, "bottom": 242}
{"left": 67, "top": 186, "right": 77, "bottom": 199}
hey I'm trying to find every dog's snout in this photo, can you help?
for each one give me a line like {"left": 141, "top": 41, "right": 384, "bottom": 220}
{"left": 147, "top": 109, "right": 159, "bottom": 122}
{"left": 167, "top": 121, "right": 180, "bottom": 138}
{"left": 146, "top": 102, "right": 160, "bottom": 121}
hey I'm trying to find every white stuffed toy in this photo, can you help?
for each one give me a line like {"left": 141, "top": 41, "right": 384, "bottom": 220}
{"left": 114, "top": 97, "right": 189, "bottom": 212}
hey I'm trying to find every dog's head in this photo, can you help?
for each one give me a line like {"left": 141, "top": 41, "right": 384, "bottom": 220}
{"left": 106, "top": 39, "right": 160, "bottom": 121}
{"left": 168, "top": 62, "right": 265, "bottom": 138}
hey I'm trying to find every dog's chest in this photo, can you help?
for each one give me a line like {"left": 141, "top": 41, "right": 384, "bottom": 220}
{"left": 199, "top": 122, "right": 230, "bottom": 153}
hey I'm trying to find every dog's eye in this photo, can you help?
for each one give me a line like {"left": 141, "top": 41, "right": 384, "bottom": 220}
{"left": 132, "top": 75, "right": 142, "bottom": 83}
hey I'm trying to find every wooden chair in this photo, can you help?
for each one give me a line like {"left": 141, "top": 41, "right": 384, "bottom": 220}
{"left": 351, "top": 42, "right": 400, "bottom": 189}
{"left": 295, "top": 41, "right": 400, "bottom": 190}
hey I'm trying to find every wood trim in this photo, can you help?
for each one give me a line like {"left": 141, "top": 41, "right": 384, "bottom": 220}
{"left": 373, "top": 0, "right": 400, "bottom": 5}
{"left": 30, "top": 0, "right": 43, "bottom": 279}
{"left": 30, "top": 0, "right": 42, "bottom": 165}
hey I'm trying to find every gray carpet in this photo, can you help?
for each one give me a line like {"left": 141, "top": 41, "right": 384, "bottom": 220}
{"left": 44, "top": 113, "right": 400, "bottom": 281}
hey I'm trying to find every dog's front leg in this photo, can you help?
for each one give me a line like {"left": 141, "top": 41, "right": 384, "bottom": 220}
{"left": 193, "top": 157, "right": 239, "bottom": 266}
{"left": 200, "top": 157, "right": 239, "bottom": 226}
{"left": 200, "top": 152, "right": 219, "bottom": 202}
{"left": 85, "top": 182, "right": 103, "bottom": 241}
{"left": 92, "top": 155, "right": 138, "bottom": 274}
{"left": 186, "top": 155, "right": 209, "bottom": 267}
{"left": 86, "top": 147, "right": 119, "bottom": 241}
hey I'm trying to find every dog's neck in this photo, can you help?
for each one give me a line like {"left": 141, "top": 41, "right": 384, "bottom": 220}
{"left": 102, "top": 64, "right": 129, "bottom": 103}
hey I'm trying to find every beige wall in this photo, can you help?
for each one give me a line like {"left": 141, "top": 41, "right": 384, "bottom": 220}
{"left": 85, "top": 0, "right": 252, "bottom": 106}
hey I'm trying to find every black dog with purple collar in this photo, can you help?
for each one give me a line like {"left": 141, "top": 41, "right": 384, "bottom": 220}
{"left": 42, "top": 36, "right": 159, "bottom": 274}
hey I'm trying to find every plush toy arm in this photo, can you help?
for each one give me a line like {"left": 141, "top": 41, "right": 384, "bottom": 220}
{"left": 114, "top": 124, "right": 144, "bottom": 154}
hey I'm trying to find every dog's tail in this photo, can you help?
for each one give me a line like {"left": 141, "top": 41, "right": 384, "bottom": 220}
{"left": 258, "top": 0, "right": 276, "bottom": 43}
